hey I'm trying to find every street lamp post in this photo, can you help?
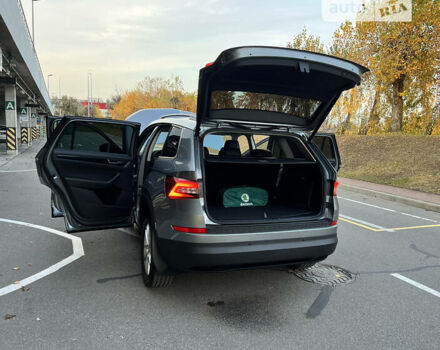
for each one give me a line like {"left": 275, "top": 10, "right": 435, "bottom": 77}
{"left": 32, "top": 0, "right": 40, "bottom": 47}
{"left": 47, "top": 74, "right": 53, "bottom": 98}
{"left": 87, "top": 72, "right": 93, "bottom": 117}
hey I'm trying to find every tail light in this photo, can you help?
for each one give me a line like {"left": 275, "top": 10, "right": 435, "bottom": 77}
{"left": 166, "top": 176, "right": 199, "bottom": 199}
{"left": 333, "top": 180, "right": 339, "bottom": 196}
{"left": 331, "top": 221, "right": 338, "bottom": 226}
{"left": 172, "top": 225, "right": 206, "bottom": 234}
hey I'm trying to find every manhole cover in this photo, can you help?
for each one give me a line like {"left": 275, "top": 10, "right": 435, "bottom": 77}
{"left": 293, "top": 263, "right": 356, "bottom": 286}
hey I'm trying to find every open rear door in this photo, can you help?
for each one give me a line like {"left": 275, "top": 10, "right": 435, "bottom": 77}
{"left": 312, "top": 133, "right": 341, "bottom": 171}
{"left": 196, "top": 46, "right": 368, "bottom": 135}
{"left": 46, "top": 116, "right": 62, "bottom": 140}
{"left": 36, "top": 117, "right": 140, "bottom": 232}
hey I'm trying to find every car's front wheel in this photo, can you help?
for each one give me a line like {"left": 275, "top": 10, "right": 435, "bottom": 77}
{"left": 141, "top": 221, "right": 173, "bottom": 288}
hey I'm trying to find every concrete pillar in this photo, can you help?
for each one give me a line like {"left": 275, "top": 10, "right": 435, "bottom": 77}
{"left": 26, "top": 105, "right": 32, "bottom": 145}
{"left": 40, "top": 115, "right": 46, "bottom": 138}
{"left": 18, "top": 103, "right": 30, "bottom": 146}
{"left": 5, "top": 85, "right": 18, "bottom": 154}
{"left": 30, "top": 109, "right": 37, "bottom": 141}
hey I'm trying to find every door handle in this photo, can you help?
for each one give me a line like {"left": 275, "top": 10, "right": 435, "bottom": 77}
{"left": 107, "top": 159, "right": 126, "bottom": 166}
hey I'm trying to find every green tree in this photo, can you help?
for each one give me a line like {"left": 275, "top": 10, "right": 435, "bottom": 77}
{"left": 53, "top": 96, "right": 83, "bottom": 116}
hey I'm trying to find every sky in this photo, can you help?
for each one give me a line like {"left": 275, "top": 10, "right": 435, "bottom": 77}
{"left": 21, "top": 0, "right": 342, "bottom": 101}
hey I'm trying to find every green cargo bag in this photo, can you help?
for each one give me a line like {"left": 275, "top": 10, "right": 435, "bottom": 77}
{"left": 222, "top": 186, "right": 268, "bottom": 208}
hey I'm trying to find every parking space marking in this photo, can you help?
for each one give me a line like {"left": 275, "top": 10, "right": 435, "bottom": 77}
{"left": 391, "top": 273, "right": 440, "bottom": 298}
{"left": 339, "top": 196, "right": 439, "bottom": 223}
{"left": 0, "top": 218, "right": 84, "bottom": 297}
{"left": 389, "top": 224, "right": 440, "bottom": 231}
{"left": 340, "top": 217, "right": 440, "bottom": 232}
{"left": 339, "top": 215, "right": 393, "bottom": 232}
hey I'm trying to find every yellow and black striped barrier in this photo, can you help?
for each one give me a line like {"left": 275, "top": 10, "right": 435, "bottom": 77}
{"left": 7, "top": 127, "right": 17, "bottom": 151}
{"left": 21, "top": 127, "right": 28, "bottom": 144}
{"left": 31, "top": 127, "right": 39, "bottom": 140}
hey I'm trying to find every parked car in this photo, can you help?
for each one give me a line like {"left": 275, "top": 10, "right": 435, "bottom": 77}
{"left": 0, "top": 124, "right": 6, "bottom": 143}
{"left": 36, "top": 46, "right": 367, "bottom": 287}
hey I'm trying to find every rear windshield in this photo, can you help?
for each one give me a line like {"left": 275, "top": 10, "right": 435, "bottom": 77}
{"left": 210, "top": 90, "right": 321, "bottom": 120}
{"left": 203, "top": 132, "right": 311, "bottom": 160}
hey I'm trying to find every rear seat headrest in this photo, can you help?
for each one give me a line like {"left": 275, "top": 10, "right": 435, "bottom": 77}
{"left": 204, "top": 147, "right": 210, "bottom": 157}
{"left": 219, "top": 140, "right": 241, "bottom": 157}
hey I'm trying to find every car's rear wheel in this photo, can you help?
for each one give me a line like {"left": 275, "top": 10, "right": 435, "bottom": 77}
{"left": 141, "top": 220, "right": 173, "bottom": 288}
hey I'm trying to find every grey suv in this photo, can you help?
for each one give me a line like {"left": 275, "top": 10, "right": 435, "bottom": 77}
{"left": 36, "top": 46, "right": 367, "bottom": 287}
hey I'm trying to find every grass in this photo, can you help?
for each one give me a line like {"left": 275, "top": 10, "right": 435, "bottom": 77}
{"left": 336, "top": 134, "right": 440, "bottom": 195}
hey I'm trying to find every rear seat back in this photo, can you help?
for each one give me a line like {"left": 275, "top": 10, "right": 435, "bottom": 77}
{"left": 249, "top": 149, "right": 273, "bottom": 157}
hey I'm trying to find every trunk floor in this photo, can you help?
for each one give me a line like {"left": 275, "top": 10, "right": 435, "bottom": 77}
{"left": 208, "top": 203, "right": 313, "bottom": 220}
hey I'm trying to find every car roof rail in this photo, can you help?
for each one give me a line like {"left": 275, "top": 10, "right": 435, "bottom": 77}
{"left": 160, "top": 113, "right": 196, "bottom": 120}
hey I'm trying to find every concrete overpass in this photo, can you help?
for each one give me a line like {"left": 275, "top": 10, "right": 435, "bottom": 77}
{"left": 0, "top": 0, "right": 53, "bottom": 154}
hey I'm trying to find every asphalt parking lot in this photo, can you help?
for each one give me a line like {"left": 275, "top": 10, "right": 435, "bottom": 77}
{"left": 1, "top": 142, "right": 439, "bottom": 349}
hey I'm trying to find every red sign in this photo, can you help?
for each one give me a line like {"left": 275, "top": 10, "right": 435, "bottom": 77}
{"left": 80, "top": 101, "right": 108, "bottom": 109}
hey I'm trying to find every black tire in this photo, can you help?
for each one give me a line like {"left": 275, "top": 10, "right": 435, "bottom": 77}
{"left": 141, "top": 220, "right": 173, "bottom": 288}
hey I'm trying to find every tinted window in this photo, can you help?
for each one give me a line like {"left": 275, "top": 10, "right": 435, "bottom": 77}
{"left": 203, "top": 134, "right": 232, "bottom": 155}
{"left": 55, "top": 121, "right": 133, "bottom": 154}
{"left": 237, "top": 135, "right": 250, "bottom": 154}
{"left": 56, "top": 123, "right": 74, "bottom": 149}
{"left": 139, "top": 127, "right": 156, "bottom": 156}
{"left": 150, "top": 126, "right": 171, "bottom": 156}
{"left": 161, "top": 127, "right": 182, "bottom": 157}
{"left": 211, "top": 90, "right": 321, "bottom": 119}
{"left": 313, "top": 136, "right": 335, "bottom": 159}
{"left": 253, "top": 135, "right": 270, "bottom": 150}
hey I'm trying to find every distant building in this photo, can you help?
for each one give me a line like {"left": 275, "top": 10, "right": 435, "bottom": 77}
{"left": 80, "top": 100, "right": 109, "bottom": 117}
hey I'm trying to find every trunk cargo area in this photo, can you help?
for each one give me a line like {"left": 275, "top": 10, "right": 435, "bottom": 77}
{"left": 204, "top": 160, "right": 323, "bottom": 222}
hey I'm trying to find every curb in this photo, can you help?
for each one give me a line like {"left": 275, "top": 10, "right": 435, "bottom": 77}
{"left": 339, "top": 184, "right": 440, "bottom": 214}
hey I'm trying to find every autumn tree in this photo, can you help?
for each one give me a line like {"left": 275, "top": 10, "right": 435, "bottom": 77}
{"left": 332, "top": 0, "right": 440, "bottom": 133}
{"left": 287, "top": 27, "right": 325, "bottom": 53}
{"left": 111, "top": 76, "right": 196, "bottom": 120}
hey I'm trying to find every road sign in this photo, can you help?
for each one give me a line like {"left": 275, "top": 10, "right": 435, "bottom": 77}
{"left": 37, "top": 117, "right": 41, "bottom": 124}
{"left": 20, "top": 108, "right": 27, "bottom": 115}
{"left": 5, "top": 101, "right": 16, "bottom": 110}
{"left": 31, "top": 113, "right": 37, "bottom": 118}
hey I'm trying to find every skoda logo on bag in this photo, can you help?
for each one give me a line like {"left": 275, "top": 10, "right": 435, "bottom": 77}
{"left": 241, "top": 193, "right": 250, "bottom": 203}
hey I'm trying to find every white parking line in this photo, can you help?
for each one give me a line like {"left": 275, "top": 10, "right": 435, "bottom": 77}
{"left": 339, "top": 214, "right": 394, "bottom": 232}
{"left": 0, "top": 218, "right": 84, "bottom": 297}
{"left": 339, "top": 196, "right": 438, "bottom": 223}
{"left": 391, "top": 273, "right": 440, "bottom": 298}
{"left": 0, "top": 169, "right": 37, "bottom": 173}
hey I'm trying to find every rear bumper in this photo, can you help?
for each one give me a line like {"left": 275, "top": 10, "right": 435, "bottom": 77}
{"left": 158, "top": 225, "right": 337, "bottom": 271}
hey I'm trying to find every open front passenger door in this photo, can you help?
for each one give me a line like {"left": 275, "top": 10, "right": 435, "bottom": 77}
{"left": 36, "top": 117, "right": 140, "bottom": 232}
{"left": 312, "top": 133, "right": 341, "bottom": 171}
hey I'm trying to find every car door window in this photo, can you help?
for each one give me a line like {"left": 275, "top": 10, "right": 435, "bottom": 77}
{"left": 237, "top": 135, "right": 250, "bottom": 154}
{"left": 139, "top": 127, "right": 156, "bottom": 156}
{"left": 161, "top": 126, "right": 182, "bottom": 158}
{"left": 313, "top": 137, "right": 335, "bottom": 159}
{"left": 203, "top": 134, "right": 232, "bottom": 155}
{"left": 149, "top": 126, "right": 171, "bottom": 158}
{"left": 253, "top": 135, "right": 270, "bottom": 150}
{"left": 55, "top": 121, "right": 133, "bottom": 155}
{"left": 312, "top": 134, "right": 340, "bottom": 170}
